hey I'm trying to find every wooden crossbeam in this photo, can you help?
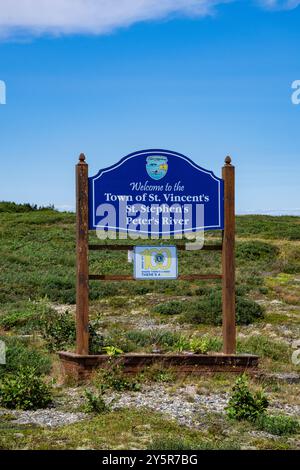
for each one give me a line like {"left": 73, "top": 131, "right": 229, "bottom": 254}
{"left": 89, "top": 244, "right": 222, "bottom": 251}
{"left": 89, "top": 274, "right": 222, "bottom": 281}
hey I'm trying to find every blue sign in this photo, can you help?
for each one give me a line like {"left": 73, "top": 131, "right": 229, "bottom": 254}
{"left": 88, "top": 149, "right": 224, "bottom": 236}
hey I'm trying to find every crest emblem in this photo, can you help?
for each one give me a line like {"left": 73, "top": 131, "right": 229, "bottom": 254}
{"left": 146, "top": 156, "right": 168, "bottom": 180}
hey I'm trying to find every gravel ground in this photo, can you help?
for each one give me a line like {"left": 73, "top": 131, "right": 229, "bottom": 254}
{"left": 108, "top": 385, "right": 227, "bottom": 428}
{"left": 107, "top": 384, "right": 300, "bottom": 428}
{"left": 0, "top": 409, "right": 87, "bottom": 428}
{"left": 1, "top": 383, "right": 299, "bottom": 429}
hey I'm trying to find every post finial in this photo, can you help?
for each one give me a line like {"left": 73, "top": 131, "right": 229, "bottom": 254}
{"left": 79, "top": 153, "right": 86, "bottom": 163}
{"left": 224, "top": 155, "right": 232, "bottom": 165}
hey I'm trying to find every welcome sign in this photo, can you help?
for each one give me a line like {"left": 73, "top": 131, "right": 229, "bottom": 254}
{"left": 88, "top": 149, "right": 224, "bottom": 237}
{"left": 60, "top": 151, "right": 240, "bottom": 364}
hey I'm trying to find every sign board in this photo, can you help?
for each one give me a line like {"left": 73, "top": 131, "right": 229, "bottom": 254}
{"left": 134, "top": 246, "right": 178, "bottom": 280}
{"left": 88, "top": 149, "right": 224, "bottom": 236}
{"left": 71, "top": 152, "right": 238, "bottom": 360}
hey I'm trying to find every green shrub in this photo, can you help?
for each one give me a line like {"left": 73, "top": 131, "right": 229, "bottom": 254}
{"left": 282, "top": 263, "right": 300, "bottom": 274}
{"left": 39, "top": 309, "right": 76, "bottom": 351}
{"left": 152, "top": 300, "right": 184, "bottom": 315}
{"left": 203, "top": 336, "right": 223, "bottom": 352}
{"left": 152, "top": 370, "right": 176, "bottom": 383}
{"left": 102, "top": 330, "right": 135, "bottom": 353}
{"left": 83, "top": 389, "right": 109, "bottom": 414}
{"left": 237, "top": 335, "right": 289, "bottom": 361}
{"left": 0, "top": 336, "right": 51, "bottom": 378}
{"left": 109, "top": 330, "right": 222, "bottom": 354}
{"left": 182, "top": 291, "right": 222, "bottom": 325}
{"left": 102, "top": 346, "right": 123, "bottom": 356}
{"left": 0, "top": 366, "right": 52, "bottom": 410}
{"left": 94, "top": 363, "right": 141, "bottom": 392}
{"left": 131, "top": 284, "right": 151, "bottom": 295}
{"left": 172, "top": 335, "right": 190, "bottom": 352}
{"left": 0, "top": 201, "right": 56, "bottom": 213}
{"left": 235, "top": 215, "right": 300, "bottom": 240}
{"left": 89, "top": 321, "right": 105, "bottom": 354}
{"left": 189, "top": 337, "right": 209, "bottom": 354}
{"left": 236, "top": 241, "right": 278, "bottom": 263}
{"left": 235, "top": 285, "right": 251, "bottom": 297}
{"left": 226, "top": 374, "right": 268, "bottom": 422}
{"left": 236, "top": 297, "right": 264, "bottom": 324}
{"left": 148, "top": 436, "right": 240, "bottom": 450}
{"left": 241, "top": 273, "right": 265, "bottom": 290}
{"left": 148, "top": 437, "right": 196, "bottom": 450}
{"left": 0, "top": 300, "right": 51, "bottom": 332}
{"left": 193, "top": 286, "right": 211, "bottom": 296}
{"left": 125, "top": 330, "right": 180, "bottom": 350}
{"left": 255, "top": 413, "right": 299, "bottom": 436}
{"left": 90, "top": 282, "right": 119, "bottom": 299}
{"left": 183, "top": 291, "right": 264, "bottom": 325}
{"left": 40, "top": 309, "right": 104, "bottom": 353}
{"left": 0, "top": 310, "right": 38, "bottom": 331}
{"left": 41, "top": 277, "right": 75, "bottom": 304}
{"left": 189, "top": 336, "right": 222, "bottom": 354}
{"left": 109, "top": 297, "right": 128, "bottom": 309}
{"left": 285, "top": 227, "right": 300, "bottom": 241}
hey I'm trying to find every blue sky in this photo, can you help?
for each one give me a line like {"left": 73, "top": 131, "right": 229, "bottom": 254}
{"left": 0, "top": 0, "right": 299, "bottom": 214}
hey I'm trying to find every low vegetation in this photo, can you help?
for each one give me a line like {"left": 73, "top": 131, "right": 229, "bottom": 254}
{"left": 226, "top": 374, "right": 269, "bottom": 422}
{"left": 255, "top": 413, "right": 300, "bottom": 436}
{"left": 0, "top": 366, "right": 52, "bottom": 410}
{"left": 83, "top": 390, "right": 110, "bottom": 414}
{"left": 93, "top": 362, "right": 141, "bottom": 392}
{"left": 0, "top": 203, "right": 299, "bottom": 449}
{"left": 179, "top": 291, "right": 264, "bottom": 325}
{"left": 0, "top": 336, "right": 51, "bottom": 378}
{"left": 226, "top": 374, "right": 299, "bottom": 437}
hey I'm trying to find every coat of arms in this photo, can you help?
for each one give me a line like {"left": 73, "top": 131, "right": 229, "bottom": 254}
{"left": 146, "top": 156, "right": 168, "bottom": 180}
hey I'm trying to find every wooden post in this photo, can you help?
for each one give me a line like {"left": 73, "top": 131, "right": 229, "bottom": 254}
{"left": 222, "top": 156, "right": 236, "bottom": 354}
{"left": 76, "top": 153, "right": 89, "bottom": 355}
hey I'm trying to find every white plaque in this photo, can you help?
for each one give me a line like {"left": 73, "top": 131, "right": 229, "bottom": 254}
{"left": 134, "top": 246, "right": 178, "bottom": 280}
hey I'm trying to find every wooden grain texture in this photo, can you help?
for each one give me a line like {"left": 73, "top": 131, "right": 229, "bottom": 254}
{"left": 222, "top": 156, "right": 236, "bottom": 354}
{"left": 89, "top": 244, "right": 222, "bottom": 251}
{"left": 89, "top": 274, "right": 222, "bottom": 281}
{"left": 59, "top": 351, "right": 258, "bottom": 382}
{"left": 76, "top": 154, "right": 89, "bottom": 355}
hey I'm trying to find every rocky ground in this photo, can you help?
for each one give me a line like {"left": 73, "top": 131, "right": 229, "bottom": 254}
{"left": 1, "top": 381, "right": 299, "bottom": 431}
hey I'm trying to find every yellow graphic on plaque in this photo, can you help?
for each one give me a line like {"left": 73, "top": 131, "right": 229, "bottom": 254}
{"left": 134, "top": 246, "right": 177, "bottom": 280}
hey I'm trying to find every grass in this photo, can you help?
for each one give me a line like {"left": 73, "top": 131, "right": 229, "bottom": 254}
{"left": 0, "top": 203, "right": 299, "bottom": 450}
{"left": 237, "top": 335, "right": 290, "bottom": 362}
{"left": 0, "top": 208, "right": 299, "bottom": 305}
{"left": 0, "top": 335, "right": 52, "bottom": 378}
{"left": 0, "top": 408, "right": 217, "bottom": 450}
{"left": 255, "top": 413, "right": 299, "bottom": 436}
{"left": 0, "top": 404, "right": 298, "bottom": 450}
{"left": 180, "top": 291, "right": 265, "bottom": 325}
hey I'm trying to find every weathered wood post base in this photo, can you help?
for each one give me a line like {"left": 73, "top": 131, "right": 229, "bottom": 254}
{"left": 59, "top": 351, "right": 259, "bottom": 383}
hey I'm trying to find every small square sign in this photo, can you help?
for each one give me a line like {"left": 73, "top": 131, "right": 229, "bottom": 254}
{"left": 134, "top": 246, "right": 178, "bottom": 280}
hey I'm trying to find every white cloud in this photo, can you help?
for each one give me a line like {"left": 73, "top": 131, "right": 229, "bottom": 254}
{"left": 0, "top": 0, "right": 230, "bottom": 38}
{"left": 0, "top": 1, "right": 299, "bottom": 39}
{"left": 258, "top": 0, "right": 300, "bottom": 9}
